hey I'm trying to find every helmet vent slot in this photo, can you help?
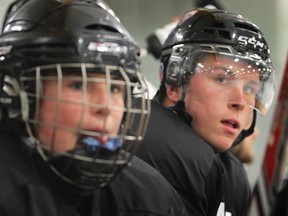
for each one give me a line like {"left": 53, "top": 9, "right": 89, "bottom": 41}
{"left": 217, "top": 46, "right": 231, "bottom": 53}
{"left": 212, "top": 22, "right": 226, "bottom": 28}
{"left": 201, "top": 45, "right": 214, "bottom": 51}
{"left": 17, "top": 45, "right": 76, "bottom": 58}
{"left": 202, "top": 29, "right": 214, "bottom": 34}
{"left": 218, "top": 30, "right": 231, "bottom": 40}
{"left": 84, "top": 24, "right": 118, "bottom": 33}
{"left": 234, "top": 22, "right": 259, "bottom": 33}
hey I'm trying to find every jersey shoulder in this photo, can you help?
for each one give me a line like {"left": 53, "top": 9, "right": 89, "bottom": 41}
{"left": 0, "top": 133, "right": 80, "bottom": 216}
{"left": 108, "top": 156, "right": 188, "bottom": 216}
{"left": 138, "top": 100, "right": 216, "bottom": 167}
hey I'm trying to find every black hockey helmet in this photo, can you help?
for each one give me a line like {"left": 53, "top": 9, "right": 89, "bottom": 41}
{"left": 159, "top": 8, "right": 275, "bottom": 145}
{"left": 0, "top": 0, "right": 149, "bottom": 188}
{"left": 162, "top": 8, "right": 271, "bottom": 61}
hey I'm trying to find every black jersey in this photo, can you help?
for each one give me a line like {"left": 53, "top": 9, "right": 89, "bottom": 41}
{"left": 0, "top": 130, "right": 187, "bottom": 216}
{"left": 136, "top": 100, "right": 223, "bottom": 215}
{"left": 218, "top": 152, "right": 251, "bottom": 216}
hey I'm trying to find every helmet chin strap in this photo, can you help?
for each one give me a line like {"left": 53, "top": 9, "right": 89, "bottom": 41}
{"left": 169, "top": 99, "right": 193, "bottom": 126}
{"left": 163, "top": 89, "right": 192, "bottom": 125}
{"left": 232, "top": 109, "right": 257, "bottom": 147}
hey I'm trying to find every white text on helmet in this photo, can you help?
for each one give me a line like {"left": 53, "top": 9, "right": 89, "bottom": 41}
{"left": 238, "top": 36, "right": 264, "bottom": 48}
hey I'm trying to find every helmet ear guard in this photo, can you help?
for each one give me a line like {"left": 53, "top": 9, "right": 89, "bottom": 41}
{"left": 166, "top": 60, "right": 182, "bottom": 87}
{"left": 0, "top": 50, "right": 31, "bottom": 121}
{"left": 164, "top": 44, "right": 197, "bottom": 89}
{"left": 165, "top": 43, "right": 187, "bottom": 87}
{"left": 0, "top": 73, "right": 24, "bottom": 119}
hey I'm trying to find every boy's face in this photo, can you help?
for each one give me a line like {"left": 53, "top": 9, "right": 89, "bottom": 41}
{"left": 37, "top": 73, "right": 125, "bottom": 153}
{"left": 184, "top": 54, "right": 260, "bottom": 152}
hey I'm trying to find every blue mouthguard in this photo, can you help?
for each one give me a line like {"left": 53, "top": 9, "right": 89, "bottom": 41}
{"left": 81, "top": 136, "right": 121, "bottom": 152}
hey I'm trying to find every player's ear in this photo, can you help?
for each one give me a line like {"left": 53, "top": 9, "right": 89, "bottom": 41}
{"left": 166, "top": 84, "right": 181, "bottom": 103}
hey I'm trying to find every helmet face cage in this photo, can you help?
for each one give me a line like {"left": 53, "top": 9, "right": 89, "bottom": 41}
{"left": 165, "top": 43, "right": 275, "bottom": 116}
{"left": 19, "top": 63, "right": 149, "bottom": 188}
{"left": 0, "top": 0, "right": 149, "bottom": 188}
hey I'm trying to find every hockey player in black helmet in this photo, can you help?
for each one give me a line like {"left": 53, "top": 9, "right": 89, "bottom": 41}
{"left": 160, "top": 8, "right": 274, "bottom": 147}
{"left": 0, "top": 0, "right": 188, "bottom": 215}
{"left": 136, "top": 8, "right": 275, "bottom": 215}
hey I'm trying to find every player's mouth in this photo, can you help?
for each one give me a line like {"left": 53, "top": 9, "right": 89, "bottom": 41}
{"left": 221, "top": 119, "right": 239, "bottom": 128}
